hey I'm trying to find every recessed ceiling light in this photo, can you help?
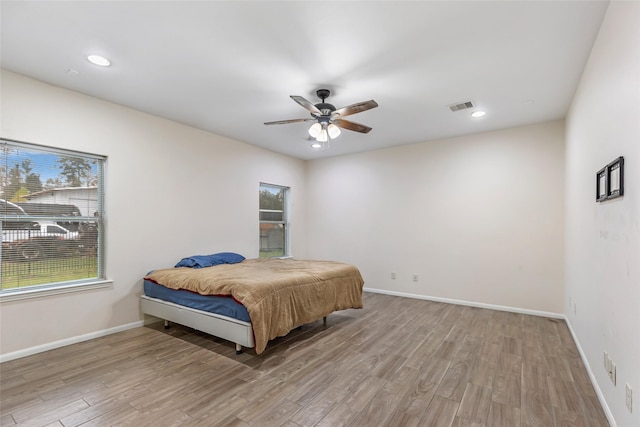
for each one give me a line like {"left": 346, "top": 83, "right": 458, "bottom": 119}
{"left": 87, "top": 55, "right": 110, "bottom": 67}
{"left": 311, "top": 142, "right": 323, "bottom": 149}
{"left": 471, "top": 111, "right": 486, "bottom": 118}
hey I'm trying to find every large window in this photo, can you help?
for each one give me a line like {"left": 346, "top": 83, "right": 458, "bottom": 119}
{"left": 259, "top": 183, "right": 289, "bottom": 258}
{"left": 1, "top": 139, "right": 105, "bottom": 295}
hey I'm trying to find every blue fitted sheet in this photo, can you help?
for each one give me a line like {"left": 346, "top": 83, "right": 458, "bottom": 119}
{"left": 143, "top": 279, "right": 251, "bottom": 322}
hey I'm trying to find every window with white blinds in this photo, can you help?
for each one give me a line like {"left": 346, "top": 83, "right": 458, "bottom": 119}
{"left": 0, "top": 139, "right": 105, "bottom": 294}
{"left": 259, "top": 183, "right": 289, "bottom": 258}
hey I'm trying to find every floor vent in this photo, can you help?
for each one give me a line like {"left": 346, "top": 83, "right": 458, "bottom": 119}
{"left": 449, "top": 101, "right": 474, "bottom": 112}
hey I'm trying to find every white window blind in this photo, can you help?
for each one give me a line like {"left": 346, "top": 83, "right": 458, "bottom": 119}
{"left": 0, "top": 139, "right": 105, "bottom": 294}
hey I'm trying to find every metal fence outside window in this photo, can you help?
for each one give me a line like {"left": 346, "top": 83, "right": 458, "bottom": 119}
{"left": 1, "top": 255, "right": 98, "bottom": 290}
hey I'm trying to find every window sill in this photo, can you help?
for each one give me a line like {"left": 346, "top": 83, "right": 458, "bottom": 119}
{"left": 0, "top": 279, "right": 113, "bottom": 303}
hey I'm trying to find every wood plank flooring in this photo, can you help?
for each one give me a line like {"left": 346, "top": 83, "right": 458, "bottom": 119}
{"left": 0, "top": 293, "right": 609, "bottom": 426}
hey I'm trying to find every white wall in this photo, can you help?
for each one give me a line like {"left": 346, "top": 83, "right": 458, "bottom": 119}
{"left": 0, "top": 70, "right": 307, "bottom": 356}
{"left": 565, "top": 2, "right": 640, "bottom": 426}
{"left": 307, "top": 120, "right": 565, "bottom": 314}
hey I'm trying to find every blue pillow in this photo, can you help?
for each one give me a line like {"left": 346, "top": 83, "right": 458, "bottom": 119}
{"left": 211, "top": 252, "right": 246, "bottom": 264}
{"left": 174, "top": 252, "right": 245, "bottom": 268}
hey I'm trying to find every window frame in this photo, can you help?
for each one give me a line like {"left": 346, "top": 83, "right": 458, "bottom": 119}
{"left": 259, "top": 182, "right": 290, "bottom": 258}
{"left": 0, "top": 138, "right": 111, "bottom": 301}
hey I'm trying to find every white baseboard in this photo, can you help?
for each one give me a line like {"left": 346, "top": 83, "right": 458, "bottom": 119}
{"left": 565, "top": 318, "right": 616, "bottom": 427}
{"left": 0, "top": 320, "right": 151, "bottom": 363}
{"left": 363, "top": 287, "right": 564, "bottom": 319}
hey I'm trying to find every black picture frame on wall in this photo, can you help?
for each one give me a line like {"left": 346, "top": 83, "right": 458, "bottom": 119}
{"left": 607, "top": 156, "right": 624, "bottom": 199}
{"left": 596, "top": 156, "right": 624, "bottom": 202}
{"left": 596, "top": 166, "right": 608, "bottom": 202}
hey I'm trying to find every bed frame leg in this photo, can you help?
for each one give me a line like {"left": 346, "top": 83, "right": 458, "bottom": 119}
{"left": 164, "top": 320, "right": 170, "bottom": 330}
{"left": 235, "top": 343, "right": 243, "bottom": 355}
{"left": 323, "top": 316, "right": 327, "bottom": 326}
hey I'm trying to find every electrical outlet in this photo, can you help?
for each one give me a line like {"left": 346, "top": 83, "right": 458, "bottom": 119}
{"left": 611, "top": 362, "right": 616, "bottom": 385}
{"left": 626, "top": 383, "right": 633, "bottom": 412}
{"left": 412, "top": 274, "right": 419, "bottom": 282}
{"left": 390, "top": 272, "right": 396, "bottom": 280}
{"left": 604, "top": 352, "right": 617, "bottom": 385}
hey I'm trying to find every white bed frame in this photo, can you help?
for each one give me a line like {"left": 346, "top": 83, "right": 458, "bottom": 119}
{"left": 140, "top": 295, "right": 255, "bottom": 354}
{"left": 141, "top": 294, "right": 328, "bottom": 354}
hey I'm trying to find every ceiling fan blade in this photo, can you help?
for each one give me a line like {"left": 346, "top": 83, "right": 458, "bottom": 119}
{"left": 333, "top": 100, "right": 378, "bottom": 117}
{"left": 290, "top": 95, "right": 322, "bottom": 116}
{"left": 264, "top": 118, "right": 314, "bottom": 125}
{"left": 333, "top": 119, "right": 372, "bottom": 134}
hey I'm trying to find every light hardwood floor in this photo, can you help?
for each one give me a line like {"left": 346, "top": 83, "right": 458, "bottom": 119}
{"left": 1, "top": 293, "right": 609, "bottom": 426}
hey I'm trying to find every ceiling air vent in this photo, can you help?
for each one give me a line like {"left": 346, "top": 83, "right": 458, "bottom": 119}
{"left": 449, "top": 101, "right": 474, "bottom": 112}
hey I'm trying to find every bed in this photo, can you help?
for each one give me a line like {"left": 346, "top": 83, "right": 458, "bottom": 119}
{"left": 141, "top": 257, "right": 364, "bottom": 354}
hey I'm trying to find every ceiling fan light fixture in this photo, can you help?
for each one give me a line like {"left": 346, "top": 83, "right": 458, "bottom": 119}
{"left": 327, "top": 123, "right": 341, "bottom": 139}
{"left": 317, "top": 129, "right": 328, "bottom": 142}
{"left": 308, "top": 122, "right": 322, "bottom": 138}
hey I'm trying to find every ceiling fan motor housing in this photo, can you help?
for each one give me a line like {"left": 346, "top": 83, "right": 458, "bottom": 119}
{"left": 314, "top": 89, "right": 335, "bottom": 116}
{"left": 314, "top": 103, "right": 335, "bottom": 116}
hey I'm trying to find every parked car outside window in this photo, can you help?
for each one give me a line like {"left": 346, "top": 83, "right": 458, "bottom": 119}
{"left": 2, "top": 221, "right": 80, "bottom": 261}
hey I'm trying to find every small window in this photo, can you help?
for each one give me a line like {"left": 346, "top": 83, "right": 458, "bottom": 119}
{"left": 259, "top": 183, "right": 289, "bottom": 258}
{"left": 1, "top": 139, "right": 105, "bottom": 294}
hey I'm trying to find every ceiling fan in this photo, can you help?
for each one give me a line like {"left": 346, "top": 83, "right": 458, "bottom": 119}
{"left": 264, "top": 89, "right": 378, "bottom": 148}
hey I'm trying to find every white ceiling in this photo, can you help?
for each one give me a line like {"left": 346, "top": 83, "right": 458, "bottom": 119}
{"left": 1, "top": 1, "right": 608, "bottom": 160}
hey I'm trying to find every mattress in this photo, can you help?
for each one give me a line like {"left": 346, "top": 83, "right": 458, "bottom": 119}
{"left": 143, "top": 279, "right": 250, "bottom": 322}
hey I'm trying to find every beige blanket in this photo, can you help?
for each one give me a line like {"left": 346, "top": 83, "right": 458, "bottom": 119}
{"left": 144, "top": 258, "right": 364, "bottom": 354}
